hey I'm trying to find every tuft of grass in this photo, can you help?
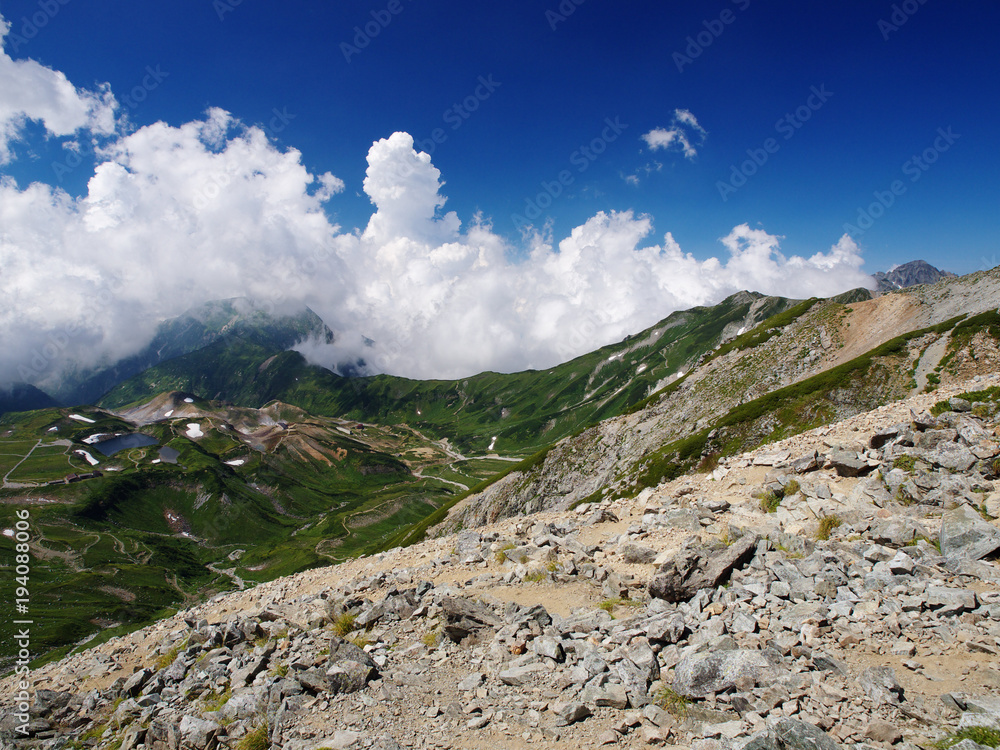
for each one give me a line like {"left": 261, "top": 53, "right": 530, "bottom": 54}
{"left": 598, "top": 597, "right": 642, "bottom": 619}
{"left": 494, "top": 542, "right": 515, "bottom": 564}
{"left": 155, "top": 644, "right": 182, "bottom": 672}
{"left": 696, "top": 452, "right": 721, "bottom": 473}
{"left": 202, "top": 688, "right": 232, "bottom": 712}
{"left": 522, "top": 570, "right": 547, "bottom": 583}
{"left": 654, "top": 686, "right": 690, "bottom": 717}
{"left": 237, "top": 722, "right": 269, "bottom": 750}
{"left": 815, "top": 514, "right": 842, "bottom": 541}
{"left": 893, "top": 454, "right": 917, "bottom": 473}
{"left": 348, "top": 633, "right": 372, "bottom": 650}
{"left": 422, "top": 630, "right": 439, "bottom": 648}
{"left": 783, "top": 479, "right": 800, "bottom": 496}
{"left": 331, "top": 612, "right": 357, "bottom": 637}
{"left": 935, "top": 727, "right": 1000, "bottom": 749}
{"left": 758, "top": 490, "right": 781, "bottom": 513}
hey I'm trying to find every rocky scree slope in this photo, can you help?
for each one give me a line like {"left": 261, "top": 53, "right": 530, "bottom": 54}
{"left": 4, "top": 376, "right": 1000, "bottom": 749}
{"left": 437, "top": 268, "right": 1000, "bottom": 533}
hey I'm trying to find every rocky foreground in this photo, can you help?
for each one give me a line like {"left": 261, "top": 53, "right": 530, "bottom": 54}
{"left": 4, "top": 378, "right": 1000, "bottom": 750}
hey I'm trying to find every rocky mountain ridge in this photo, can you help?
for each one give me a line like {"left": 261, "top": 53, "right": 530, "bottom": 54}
{"left": 436, "top": 267, "right": 1000, "bottom": 534}
{"left": 873, "top": 261, "right": 957, "bottom": 294}
{"left": 4, "top": 375, "right": 1000, "bottom": 750}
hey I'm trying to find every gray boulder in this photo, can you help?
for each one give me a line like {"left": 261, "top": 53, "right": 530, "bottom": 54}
{"left": 771, "top": 718, "right": 842, "bottom": 750}
{"left": 859, "top": 666, "right": 904, "bottom": 705}
{"left": 940, "top": 504, "right": 1000, "bottom": 561}
{"left": 179, "top": 716, "right": 221, "bottom": 750}
{"left": 649, "top": 534, "right": 758, "bottom": 603}
{"left": 672, "top": 648, "right": 776, "bottom": 697}
{"left": 441, "top": 596, "right": 502, "bottom": 642}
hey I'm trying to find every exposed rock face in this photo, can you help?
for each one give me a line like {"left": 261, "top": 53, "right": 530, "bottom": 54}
{"left": 4, "top": 376, "right": 1000, "bottom": 749}
{"left": 872, "top": 259, "right": 956, "bottom": 292}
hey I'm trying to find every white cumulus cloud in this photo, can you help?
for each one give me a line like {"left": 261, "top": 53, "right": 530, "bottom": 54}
{"left": 641, "top": 108, "right": 707, "bottom": 160}
{"left": 0, "top": 16, "right": 116, "bottom": 163}
{"left": 0, "top": 28, "right": 875, "bottom": 391}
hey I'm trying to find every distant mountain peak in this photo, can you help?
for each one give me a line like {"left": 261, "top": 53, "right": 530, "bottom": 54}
{"left": 872, "top": 260, "right": 956, "bottom": 292}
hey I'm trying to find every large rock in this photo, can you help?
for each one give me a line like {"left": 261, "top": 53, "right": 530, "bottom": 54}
{"left": 649, "top": 534, "right": 758, "bottom": 603}
{"left": 672, "top": 649, "right": 776, "bottom": 698}
{"left": 771, "top": 719, "right": 842, "bottom": 750}
{"left": 859, "top": 666, "right": 904, "bottom": 706}
{"left": 940, "top": 504, "right": 1000, "bottom": 561}
{"left": 441, "top": 596, "right": 502, "bottom": 642}
{"left": 827, "top": 450, "right": 872, "bottom": 477}
{"left": 179, "top": 716, "right": 221, "bottom": 750}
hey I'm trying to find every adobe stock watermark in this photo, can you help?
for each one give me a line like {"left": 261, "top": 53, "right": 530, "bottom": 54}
{"left": 413, "top": 75, "right": 501, "bottom": 157}
{"left": 843, "top": 126, "right": 959, "bottom": 238}
{"left": 190, "top": 108, "right": 295, "bottom": 209}
{"left": 511, "top": 117, "right": 628, "bottom": 232}
{"left": 10, "top": 508, "right": 34, "bottom": 738}
{"left": 51, "top": 64, "right": 170, "bottom": 181}
{"left": 546, "top": 0, "right": 587, "bottom": 31}
{"left": 673, "top": 0, "right": 752, "bottom": 73}
{"left": 213, "top": 0, "right": 245, "bottom": 22}
{"left": 717, "top": 85, "right": 832, "bottom": 201}
{"left": 341, "top": 0, "right": 411, "bottom": 63}
{"left": 878, "top": 0, "right": 930, "bottom": 40}
{"left": 3, "top": 0, "right": 71, "bottom": 53}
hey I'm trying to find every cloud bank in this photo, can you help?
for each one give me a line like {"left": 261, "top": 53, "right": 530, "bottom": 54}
{"left": 0, "top": 25, "right": 875, "bottom": 391}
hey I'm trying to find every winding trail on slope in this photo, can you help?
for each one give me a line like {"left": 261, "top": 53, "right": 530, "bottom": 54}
{"left": 912, "top": 332, "right": 952, "bottom": 395}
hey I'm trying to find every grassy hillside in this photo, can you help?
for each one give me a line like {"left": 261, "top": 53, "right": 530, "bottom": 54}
{"left": 103, "top": 292, "right": 802, "bottom": 454}
{"left": 0, "top": 398, "right": 462, "bottom": 666}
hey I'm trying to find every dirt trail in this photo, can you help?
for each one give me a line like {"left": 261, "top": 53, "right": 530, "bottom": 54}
{"left": 912, "top": 332, "right": 951, "bottom": 394}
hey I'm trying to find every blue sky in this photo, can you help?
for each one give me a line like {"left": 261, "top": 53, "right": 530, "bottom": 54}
{"left": 5, "top": 0, "right": 997, "bottom": 269}
{"left": 1, "top": 0, "right": 998, "bottom": 383}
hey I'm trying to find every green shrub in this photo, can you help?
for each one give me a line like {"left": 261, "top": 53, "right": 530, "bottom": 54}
{"left": 935, "top": 727, "right": 1000, "bottom": 749}
{"left": 783, "top": 479, "right": 800, "bottom": 496}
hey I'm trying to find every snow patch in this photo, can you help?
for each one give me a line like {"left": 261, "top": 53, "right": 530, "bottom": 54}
{"left": 74, "top": 449, "right": 99, "bottom": 466}
{"left": 164, "top": 410, "right": 174, "bottom": 417}
{"left": 69, "top": 414, "right": 96, "bottom": 424}
{"left": 225, "top": 458, "right": 246, "bottom": 467}
{"left": 488, "top": 436, "right": 497, "bottom": 451}
{"left": 2, "top": 529, "right": 13, "bottom": 538}
{"left": 186, "top": 423, "right": 204, "bottom": 439}
{"left": 47, "top": 426, "right": 58, "bottom": 432}
{"left": 675, "top": 371, "right": 685, "bottom": 378}
{"left": 151, "top": 459, "right": 161, "bottom": 464}
{"left": 737, "top": 327, "right": 746, "bottom": 335}
{"left": 184, "top": 398, "right": 194, "bottom": 403}
{"left": 82, "top": 434, "right": 109, "bottom": 445}
{"left": 636, "top": 364, "right": 648, "bottom": 374}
